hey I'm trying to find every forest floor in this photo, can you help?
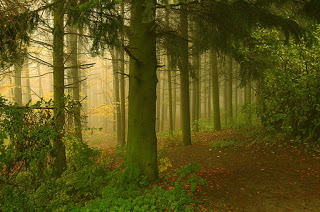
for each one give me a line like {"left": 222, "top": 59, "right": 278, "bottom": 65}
{"left": 94, "top": 128, "right": 320, "bottom": 211}
{"left": 162, "top": 128, "right": 320, "bottom": 211}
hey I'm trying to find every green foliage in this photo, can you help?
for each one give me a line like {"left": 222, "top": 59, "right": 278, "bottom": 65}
{"left": 0, "top": 98, "right": 202, "bottom": 211}
{"left": 242, "top": 26, "right": 320, "bottom": 144}
{"left": 76, "top": 161, "right": 204, "bottom": 212}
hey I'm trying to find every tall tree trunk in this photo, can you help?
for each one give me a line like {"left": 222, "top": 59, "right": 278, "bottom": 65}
{"left": 234, "top": 62, "right": 238, "bottom": 122}
{"left": 52, "top": 0, "right": 66, "bottom": 177}
{"left": 161, "top": 71, "right": 166, "bottom": 132}
{"left": 179, "top": 4, "right": 192, "bottom": 145}
{"left": 24, "top": 56, "right": 32, "bottom": 103}
{"left": 173, "top": 68, "right": 177, "bottom": 130}
{"left": 211, "top": 49, "right": 221, "bottom": 130}
{"left": 110, "top": 47, "right": 121, "bottom": 145}
{"left": 207, "top": 53, "right": 212, "bottom": 123}
{"left": 192, "top": 51, "right": 200, "bottom": 132}
{"left": 226, "top": 57, "right": 233, "bottom": 126}
{"left": 127, "top": 0, "right": 158, "bottom": 181}
{"left": 14, "top": 62, "right": 22, "bottom": 106}
{"left": 37, "top": 61, "right": 43, "bottom": 97}
{"left": 69, "top": 24, "right": 82, "bottom": 140}
{"left": 156, "top": 70, "right": 160, "bottom": 132}
{"left": 119, "top": 1, "right": 126, "bottom": 146}
{"left": 166, "top": 9, "right": 173, "bottom": 135}
{"left": 167, "top": 55, "right": 174, "bottom": 135}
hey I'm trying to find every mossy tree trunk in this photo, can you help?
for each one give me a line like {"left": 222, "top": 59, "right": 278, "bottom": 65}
{"left": 52, "top": 0, "right": 66, "bottom": 177}
{"left": 127, "top": 0, "right": 158, "bottom": 181}
{"left": 179, "top": 4, "right": 192, "bottom": 146}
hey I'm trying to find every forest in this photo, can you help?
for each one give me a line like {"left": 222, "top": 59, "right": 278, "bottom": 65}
{"left": 0, "top": 0, "right": 320, "bottom": 211}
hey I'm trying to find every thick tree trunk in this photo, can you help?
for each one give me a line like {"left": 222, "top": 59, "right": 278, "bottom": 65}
{"left": 52, "top": 0, "right": 66, "bottom": 177}
{"left": 179, "top": 5, "right": 192, "bottom": 145}
{"left": 127, "top": 0, "right": 158, "bottom": 181}
{"left": 211, "top": 49, "right": 221, "bottom": 130}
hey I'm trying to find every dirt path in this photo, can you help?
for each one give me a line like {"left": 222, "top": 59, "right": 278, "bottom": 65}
{"left": 164, "top": 130, "right": 320, "bottom": 211}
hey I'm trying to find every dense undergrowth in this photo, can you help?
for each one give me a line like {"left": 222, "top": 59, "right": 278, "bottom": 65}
{"left": 0, "top": 98, "right": 205, "bottom": 211}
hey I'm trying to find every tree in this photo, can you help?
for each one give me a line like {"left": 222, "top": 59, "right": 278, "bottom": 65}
{"left": 68, "top": 23, "right": 82, "bottom": 141}
{"left": 52, "top": 0, "right": 66, "bottom": 177}
{"left": 14, "top": 62, "right": 23, "bottom": 106}
{"left": 211, "top": 48, "right": 221, "bottom": 130}
{"left": 127, "top": 0, "right": 158, "bottom": 181}
{"left": 119, "top": 1, "right": 126, "bottom": 146}
{"left": 179, "top": 4, "right": 192, "bottom": 146}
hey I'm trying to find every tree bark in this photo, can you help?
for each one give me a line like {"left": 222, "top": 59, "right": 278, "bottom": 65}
{"left": 211, "top": 49, "right": 221, "bottom": 130}
{"left": 226, "top": 57, "right": 233, "bottom": 126}
{"left": 179, "top": 4, "right": 192, "bottom": 145}
{"left": 127, "top": 0, "right": 158, "bottom": 181}
{"left": 110, "top": 47, "right": 121, "bottom": 145}
{"left": 119, "top": 1, "right": 126, "bottom": 146}
{"left": 14, "top": 62, "right": 22, "bottom": 106}
{"left": 167, "top": 56, "right": 174, "bottom": 135}
{"left": 52, "top": 0, "right": 66, "bottom": 177}
{"left": 69, "top": 24, "right": 82, "bottom": 140}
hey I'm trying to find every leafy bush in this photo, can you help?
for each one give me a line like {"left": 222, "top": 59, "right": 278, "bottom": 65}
{"left": 242, "top": 26, "right": 320, "bottom": 144}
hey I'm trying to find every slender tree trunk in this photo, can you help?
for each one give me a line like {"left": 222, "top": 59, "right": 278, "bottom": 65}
{"left": 167, "top": 55, "right": 174, "bottom": 135}
{"left": 179, "top": 5, "right": 192, "bottom": 145}
{"left": 192, "top": 51, "right": 200, "bottom": 132}
{"left": 226, "top": 57, "right": 233, "bottom": 126}
{"left": 245, "top": 79, "right": 252, "bottom": 125}
{"left": 69, "top": 24, "right": 82, "bottom": 140}
{"left": 234, "top": 62, "right": 238, "bottom": 122}
{"left": 172, "top": 68, "right": 177, "bottom": 130}
{"left": 78, "top": 29, "right": 88, "bottom": 124}
{"left": 211, "top": 49, "right": 221, "bottom": 130}
{"left": 161, "top": 71, "right": 166, "bottom": 131}
{"left": 127, "top": 0, "right": 158, "bottom": 181}
{"left": 14, "top": 62, "right": 22, "bottom": 106}
{"left": 156, "top": 70, "right": 160, "bottom": 132}
{"left": 166, "top": 9, "right": 173, "bottom": 135}
{"left": 110, "top": 47, "right": 121, "bottom": 145}
{"left": 52, "top": 0, "right": 66, "bottom": 177}
{"left": 24, "top": 56, "right": 32, "bottom": 103}
{"left": 37, "top": 61, "right": 43, "bottom": 97}
{"left": 207, "top": 53, "right": 212, "bottom": 123}
{"left": 119, "top": 1, "right": 126, "bottom": 146}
